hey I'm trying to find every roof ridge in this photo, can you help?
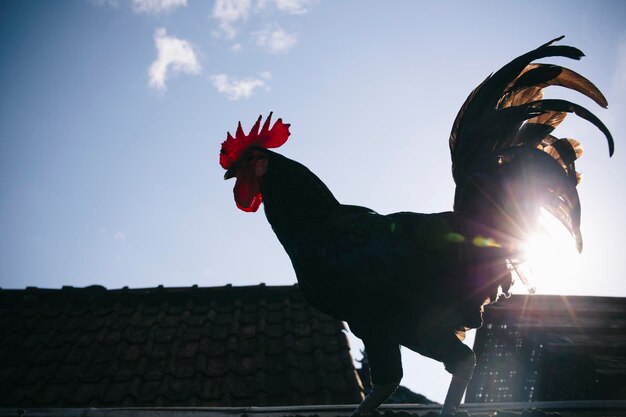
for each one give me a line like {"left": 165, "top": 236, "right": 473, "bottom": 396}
{"left": 0, "top": 283, "right": 301, "bottom": 293}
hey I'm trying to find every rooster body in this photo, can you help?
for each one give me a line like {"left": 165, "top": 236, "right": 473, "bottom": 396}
{"left": 263, "top": 151, "right": 502, "bottom": 337}
{"left": 220, "top": 37, "right": 613, "bottom": 415}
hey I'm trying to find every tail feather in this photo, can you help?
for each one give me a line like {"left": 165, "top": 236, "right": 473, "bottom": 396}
{"left": 549, "top": 138, "right": 581, "bottom": 172}
{"left": 450, "top": 36, "right": 585, "bottom": 156}
{"left": 505, "top": 64, "right": 608, "bottom": 108}
{"left": 499, "top": 98, "right": 613, "bottom": 153}
{"left": 512, "top": 120, "right": 559, "bottom": 149}
{"left": 501, "top": 85, "right": 543, "bottom": 109}
{"left": 450, "top": 37, "right": 613, "bottom": 255}
{"left": 528, "top": 111, "right": 566, "bottom": 128}
{"left": 497, "top": 146, "right": 583, "bottom": 251}
{"left": 530, "top": 99, "right": 613, "bottom": 154}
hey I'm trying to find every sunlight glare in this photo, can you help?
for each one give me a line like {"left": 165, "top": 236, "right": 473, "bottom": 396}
{"left": 513, "top": 209, "right": 582, "bottom": 294}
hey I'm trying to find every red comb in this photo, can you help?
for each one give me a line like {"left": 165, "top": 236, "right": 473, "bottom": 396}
{"left": 219, "top": 112, "right": 291, "bottom": 169}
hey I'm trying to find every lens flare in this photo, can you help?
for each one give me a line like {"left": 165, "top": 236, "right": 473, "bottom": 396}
{"left": 514, "top": 208, "right": 581, "bottom": 294}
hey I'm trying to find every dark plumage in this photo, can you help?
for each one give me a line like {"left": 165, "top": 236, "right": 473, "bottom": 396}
{"left": 220, "top": 37, "right": 613, "bottom": 415}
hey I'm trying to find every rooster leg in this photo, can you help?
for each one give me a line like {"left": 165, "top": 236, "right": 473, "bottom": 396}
{"left": 351, "top": 379, "right": 401, "bottom": 417}
{"left": 405, "top": 308, "right": 476, "bottom": 416}
{"left": 441, "top": 349, "right": 476, "bottom": 416}
{"left": 352, "top": 338, "right": 402, "bottom": 416}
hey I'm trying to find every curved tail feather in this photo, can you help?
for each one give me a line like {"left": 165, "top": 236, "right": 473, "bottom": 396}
{"left": 450, "top": 37, "right": 613, "bottom": 255}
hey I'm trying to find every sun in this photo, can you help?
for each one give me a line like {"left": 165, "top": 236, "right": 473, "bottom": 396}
{"left": 512, "top": 209, "right": 583, "bottom": 295}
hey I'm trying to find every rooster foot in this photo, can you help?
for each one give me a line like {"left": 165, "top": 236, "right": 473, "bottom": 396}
{"left": 351, "top": 379, "right": 400, "bottom": 417}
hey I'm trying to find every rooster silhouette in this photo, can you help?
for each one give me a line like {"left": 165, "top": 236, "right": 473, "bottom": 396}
{"left": 219, "top": 37, "right": 613, "bottom": 415}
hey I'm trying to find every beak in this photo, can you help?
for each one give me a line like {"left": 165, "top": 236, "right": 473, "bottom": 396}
{"left": 224, "top": 167, "right": 237, "bottom": 180}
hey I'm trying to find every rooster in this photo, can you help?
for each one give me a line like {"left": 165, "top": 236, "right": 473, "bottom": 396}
{"left": 219, "top": 37, "right": 613, "bottom": 416}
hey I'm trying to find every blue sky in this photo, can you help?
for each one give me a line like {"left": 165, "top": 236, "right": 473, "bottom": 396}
{"left": 1, "top": 0, "right": 625, "bottom": 402}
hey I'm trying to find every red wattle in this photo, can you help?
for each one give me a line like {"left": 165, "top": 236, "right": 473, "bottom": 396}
{"left": 234, "top": 175, "right": 263, "bottom": 212}
{"left": 236, "top": 192, "right": 262, "bottom": 212}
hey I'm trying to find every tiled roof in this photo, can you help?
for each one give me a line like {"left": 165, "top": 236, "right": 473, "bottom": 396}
{"left": 467, "top": 294, "right": 626, "bottom": 403}
{"left": 5, "top": 401, "right": 626, "bottom": 417}
{"left": 0, "top": 284, "right": 363, "bottom": 407}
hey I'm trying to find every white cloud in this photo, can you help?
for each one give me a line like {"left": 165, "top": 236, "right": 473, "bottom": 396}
{"left": 256, "top": 0, "right": 314, "bottom": 14}
{"left": 132, "top": 0, "right": 187, "bottom": 14}
{"left": 254, "top": 27, "right": 297, "bottom": 54}
{"left": 273, "top": 0, "right": 315, "bottom": 14}
{"left": 212, "top": 0, "right": 252, "bottom": 39}
{"left": 212, "top": 0, "right": 315, "bottom": 41}
{"left": 148, "top": 27, "right": 201, "bottom": 91}
{"left": 210, "top": 72, "right": 271, "bottom": 100}
{"left": 114, "top": 232, "right": 126, "bottom": 241}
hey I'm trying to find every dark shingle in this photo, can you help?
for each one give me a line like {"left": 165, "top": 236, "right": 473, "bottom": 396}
{"left": 0, "top": 284, "right": 363, "bottom": 407}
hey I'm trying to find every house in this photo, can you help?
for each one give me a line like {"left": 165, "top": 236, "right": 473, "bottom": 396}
{"left": 3, "top": 285, "right": 625, "bottom": 416}
{"left": 466, "top": 294, "right": 626, "bottom": 403}
{"left": 0, "top": 284, "right": 363, "bottom": 407}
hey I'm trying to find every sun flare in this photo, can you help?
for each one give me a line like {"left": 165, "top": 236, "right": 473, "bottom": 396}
{"left": 513, "top": 209, "right": 582, "bottom": 294}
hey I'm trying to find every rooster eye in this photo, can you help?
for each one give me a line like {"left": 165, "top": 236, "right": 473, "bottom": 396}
{"left": 244, "top": 151, "right": 255, "bottom": 162}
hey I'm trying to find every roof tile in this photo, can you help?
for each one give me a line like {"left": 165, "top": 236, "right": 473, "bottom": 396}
{"left": 0, "top": 284, "right": 363, "bottom": 407}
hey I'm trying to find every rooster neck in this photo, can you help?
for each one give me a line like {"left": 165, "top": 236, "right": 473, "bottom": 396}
{"left": 261, "top": 152, "right": 340, "bottom": 244}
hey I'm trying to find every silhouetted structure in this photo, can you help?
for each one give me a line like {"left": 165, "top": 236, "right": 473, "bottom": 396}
{"left": 466, "top": 294, "right": 626, "bottom": 403}
{"left": 0, "top": 284, "right": 363, "bottom": 407}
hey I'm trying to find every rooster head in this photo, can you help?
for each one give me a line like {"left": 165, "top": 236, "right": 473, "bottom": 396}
{"left": 220, "top": 112, "right": 291, "bottom": 212}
